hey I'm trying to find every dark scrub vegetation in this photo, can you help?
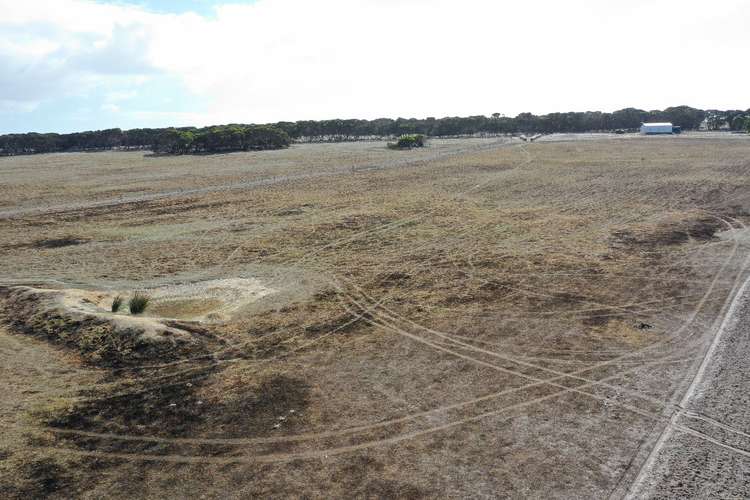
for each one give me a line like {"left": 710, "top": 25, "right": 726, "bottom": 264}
{"left": 388, "top": 134, "right": 426, "bottom": 149}
{"left": 2, "top": 105, "right": 748, "bottom": 156}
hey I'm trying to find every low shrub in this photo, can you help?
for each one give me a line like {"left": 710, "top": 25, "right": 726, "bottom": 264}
{"left": 111, "top": 295, "right": 123, "bottom": 313}
{"left": 129, "top": 292, "right": 150, "bottom": 315}
{"left": 388, "top": 134, "right": 426, "bottom": 149}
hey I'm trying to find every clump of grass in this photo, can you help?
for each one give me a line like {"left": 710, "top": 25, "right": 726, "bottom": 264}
{"left": 111, "top": 295, "right": 123, "bottom": 313}
{"left": 128, "top": 292, "right": 150, "bottom": 315}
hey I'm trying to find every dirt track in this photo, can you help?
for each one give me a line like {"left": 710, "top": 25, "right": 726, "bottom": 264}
{"left": 2, "top": 134, "right": 750, "bottom": 498}
{"left": 625, "top": 267, "right": 750, "bottom": 498}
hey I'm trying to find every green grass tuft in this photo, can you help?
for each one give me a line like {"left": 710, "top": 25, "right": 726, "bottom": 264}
{"left": 128, "top": 292, "right": 150, "bottom": 315}
{"left": 111, "top": 295, "right": 123, "bottom": 313}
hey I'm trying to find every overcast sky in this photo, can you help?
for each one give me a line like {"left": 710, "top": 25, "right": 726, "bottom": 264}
{"left": 1, "top": 0, "right": 748, "bottom": 134}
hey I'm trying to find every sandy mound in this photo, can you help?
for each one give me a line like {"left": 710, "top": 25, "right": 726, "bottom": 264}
{"left": 0, "top": 277, "right": 276, "bottom": 365}
{"left": 0, "top": 286, "right": 220, "bottom": 367}
{"left": 145, "top": 278, "right": 275, "bottom": 322}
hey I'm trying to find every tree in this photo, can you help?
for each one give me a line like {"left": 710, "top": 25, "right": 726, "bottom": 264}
{"left": 610, "top": 108, "right": 648, "bottom": 130}
{"left": 153, "top": 129, "right": 194, "bottom": 154}
{"left": 705, "top": 112, "right": 727, "bottom": 130}
{"left": 243, "top": 126, "right": 291, "bottom": 150}
{"left": 661, "top": 106, "right": 706, "bottom": 130}
{"left": 731, "top": 115, "right": 749, "bottom": 131}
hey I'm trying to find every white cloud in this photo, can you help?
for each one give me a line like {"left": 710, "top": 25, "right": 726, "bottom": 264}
{"left": 0, "top": 99, "right": 40, "bottom": 113}
{"left": 105, "top": 90, "right": 138, "bottom": 102}
{"left": 101, "top": 103, "right": 120, "bottom": 112}
{"left": 1, "top": 0, "right": 748, "bottom": 130}
{"left": 153, "top": 0, "right": 750, "bottom": 121}
{"left": 0, "top": 0, "right": 167, "bottom": 114}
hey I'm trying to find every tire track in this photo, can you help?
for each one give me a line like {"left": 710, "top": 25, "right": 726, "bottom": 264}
{"left": 11, "top": 139, "right": 750, "bottom": 471}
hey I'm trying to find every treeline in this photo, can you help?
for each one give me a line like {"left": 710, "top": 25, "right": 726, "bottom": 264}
{"left": 1, "top": 106, "right": 748, "bottom": 156}
{"left": 0, "top": 125, "right": 291, "bottom": 156}
{"left": 269, "top": 106, "right": 749, "bottom": 140}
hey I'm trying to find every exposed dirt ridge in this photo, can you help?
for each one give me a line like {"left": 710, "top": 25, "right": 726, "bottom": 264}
{"left": 0, "top": 286, "right": 217, "bottom": 367}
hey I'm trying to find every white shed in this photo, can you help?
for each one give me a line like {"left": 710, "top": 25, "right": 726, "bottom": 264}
{"left": 640, "top": 122, "right": 674, "bottom": 135}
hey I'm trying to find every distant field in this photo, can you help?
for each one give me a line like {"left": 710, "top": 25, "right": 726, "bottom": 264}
{"left": 1, "top": 134, "right": 750, "bottom": 498}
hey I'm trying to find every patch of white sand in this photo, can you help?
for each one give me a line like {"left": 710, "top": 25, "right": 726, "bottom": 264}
{"left": 147, "top": 277, "right": 276, "bottom": 321}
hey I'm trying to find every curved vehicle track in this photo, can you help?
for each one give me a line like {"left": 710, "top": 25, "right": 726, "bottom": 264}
{"left": 16, "top": 159, "right": 750, "bottom": 471}
{"left": 3, "top": 135, "right": 750, "bottom": 498}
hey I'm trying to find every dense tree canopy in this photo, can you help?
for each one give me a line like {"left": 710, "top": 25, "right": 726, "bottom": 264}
{"left": 0, "top": 125, "right": 291, "bottom": 156}
{"left": 1, "top": 106, "right": 747, "bottom": 156}
{"left": 151, "top": 125, "right": 290, "bottom": 154}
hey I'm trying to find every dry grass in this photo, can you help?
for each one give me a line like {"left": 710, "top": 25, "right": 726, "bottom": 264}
{"left": 1, "top": 134, "right": 749, "bottom": 498}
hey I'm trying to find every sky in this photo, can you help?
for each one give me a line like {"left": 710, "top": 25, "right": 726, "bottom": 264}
{"left": 1, "top": 0, "right": 749, "bottom": 134}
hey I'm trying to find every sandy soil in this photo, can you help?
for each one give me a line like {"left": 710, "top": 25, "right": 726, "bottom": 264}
{"left": 625, "top": 270, "right": 750, "bottom": 498}
{"left": 1, "top": 134, "right": 750, "bottom": 498}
